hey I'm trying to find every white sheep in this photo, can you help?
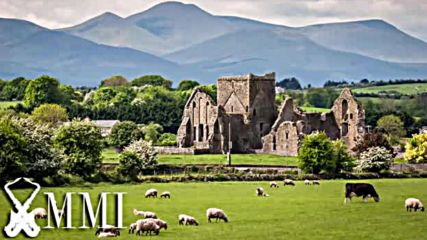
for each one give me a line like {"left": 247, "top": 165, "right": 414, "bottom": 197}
{"left": 151, "top": 219, "right": 168, "bottom": 230}
{"left": 128, "top": 223, "right": 137, "bottom": 234}
{"left": 95, "top": 225, "right": 120, "bottom": 236}
{"left": 313, "top": 180, "right": 320, "bottom": 185}
{"left": 98, "top": 232, "right": 119, "bottom": 238}
{"left": 304, "top": 179, "right": 311, "bottom": 185}
{"left": 405, "top": 198, "right": 425, "bottom": 212}
{"left": 135, "top": 219, "right": 160, "bottom": 236}
{"left": 178, "top": 214, "right": 199, "bottom": 226}
{"left": 270, "top": 181, "right": 279, "bottom": 188}
{"left": 206, "top": 208, "right": 228, "bottom": 223}
{"left": 145, "top": 188, "right": 158, "bottom": 198}
{"left": 133, "top": 208, "right": 157, "bottom": 219}
{"left": 31, "top": 208, "right": 47, "bottom": 219}
{"left": 160, "top": 191, "right": 171, "bottom": 198}
{"left": 284, "top": 179, "right": 295, "bottom": 186}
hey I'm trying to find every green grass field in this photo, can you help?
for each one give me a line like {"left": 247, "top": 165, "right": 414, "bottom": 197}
{"left": 301, "top": 106, "right": 331, "bottom": 113}
{"left": 0, "top": 101, "right": 21, "bottom": 109}
{"left": 102, "top": 148, "right": 299, "bottom": 165}
{"left": 352, "top": 83, "right": 427, "bottom": 95}
{"left": 2, "top": 179, "right": 427, "bottom": 239}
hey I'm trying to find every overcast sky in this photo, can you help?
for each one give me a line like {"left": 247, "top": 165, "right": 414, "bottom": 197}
{"left": 1, "top": 0, "right": 427, "bottom": 41}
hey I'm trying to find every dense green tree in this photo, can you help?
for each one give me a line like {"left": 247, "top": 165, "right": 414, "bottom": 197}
{"left": 100, "top": 75, "right": 129, "bottom": 87}
{"left": 304, "top": 88, "right": 338, "bottom": 108}
{"left": 177, "top": 80, "right": 200, "bottom": 91}
{"left": 377, "top": 114, "right": 406, "bottom": 144}
{"left": 0, "top": 77, "right": 30, "bottom": 101}
{"left": 198, "top": 84, "right": 217, "bottom": 102}
{"left": 54, "top": 120, "right": 103, "bottom": 179}
{"left": 117, "top": 140, "right": 158, "bottom": 181}
{"left": 131, "top": 75, "right": 172, "bottom": 89}
{"left": 110, "top": 121, "right": 144, "bottom": 149}
{"left": 276, "top": 77, "right": 302, "bottom": 90}
{"left": 0, "top": 118, "right": 28, "bottom": 181}
{"left": 31, "top": 103, "right": 68, "bottom": 125}
{"left": 24, "top": 75, "right": 63, "bottom": 108}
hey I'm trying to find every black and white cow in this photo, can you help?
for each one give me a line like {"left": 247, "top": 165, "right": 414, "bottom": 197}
{"left": 344, "top": 183, "right": 380, "bottom": 203}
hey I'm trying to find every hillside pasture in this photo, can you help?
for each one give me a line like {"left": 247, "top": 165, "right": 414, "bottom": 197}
{"left": 2, "top": 179, "right": 427, "bottom": 239}
{"left": 352, "top": 83, "right": 427, "bottom": 95}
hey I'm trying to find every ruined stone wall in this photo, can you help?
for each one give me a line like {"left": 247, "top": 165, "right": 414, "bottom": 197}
{"left": 263, "top": 88, "right": 363, "bottom": 156}
{"left": 177, "top": 89, "right": 224, "bottom": 151}
{"left": 331, "top": 88, "right": 365, "bottom": 150}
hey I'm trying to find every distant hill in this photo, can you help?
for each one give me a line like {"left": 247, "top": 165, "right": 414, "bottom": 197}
{"left": 2, "top": 1, "right": 427, "bottom": 86}
{"left": 298, "top": 20, "right": 427, "bottom": 63}
{"left": 0, "top": 18, "right": 181, "bottom": 86}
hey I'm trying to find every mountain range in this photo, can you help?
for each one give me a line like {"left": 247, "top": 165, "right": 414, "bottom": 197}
{"left": 1, "top": 1, "right": 427, "bottom": 86}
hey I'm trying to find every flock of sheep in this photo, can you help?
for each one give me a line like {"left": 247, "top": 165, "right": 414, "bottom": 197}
{"left": 94, "top": 188, "right": 228, "bottom": 238}
{"left": 29, "top": 179, "right": 424, "bottom": 238}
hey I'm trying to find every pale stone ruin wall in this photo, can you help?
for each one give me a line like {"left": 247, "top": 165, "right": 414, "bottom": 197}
{"left": 262, "top": 88, "right": 364, "bottom": 156}
{"left": 177, "top": 72, "right": 365, "bottom": 156}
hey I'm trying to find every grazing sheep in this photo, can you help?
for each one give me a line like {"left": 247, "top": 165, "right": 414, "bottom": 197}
{"left": 178, "top": 214, "right": 199, "bottom": 226}
{"left": 284, "top": 179, "right": 295, "bottom": 186}
{"left": 145, "top": 188, "right": 158, "bottom": 198}
{"left": 313, "top": 180, "right": 320, "bottom": 185}
{"left": 206, "top": 208, "right": 228, "bottom": 223}
{"left": 256, "top": 187, "right": 265, "bottom": 196}
{"left": 151, "top": 219, "right": 168, "bottom": 230}
{"left": 95, "top": 225, "right": 120, "bottom": 236}
{"left": 133, "top": 208, "right": 157, "bottom": 219}
{"left": 270, "top": 181, "right": 279, "bottom": 188}
{"left": 128, "top": 223, "right": 137, "bottom": 234}
{"left": 304, "top": 179, "right": 311, "bottom": 185}
{"left": 31, "top": 208, "right": 47, "bottom": 219}
{"left": 135, "top": 219, "right": 160, "bottom": 236}
{"left": 160, "top": 191, "right": 171, "bottom": 198}
{"left": 98, "top": 231, "right": 119, "bottom": 238}
{"left": 405, "top": 198, "right": 425, "bottom": 212}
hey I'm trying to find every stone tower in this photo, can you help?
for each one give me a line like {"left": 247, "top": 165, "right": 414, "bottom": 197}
{"left": 217, "top": 72, "right": 277, "bottom": 149}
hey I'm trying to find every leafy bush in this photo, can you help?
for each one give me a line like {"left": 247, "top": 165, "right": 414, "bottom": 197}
{"left": 110, "top": 121, "right": 144, "bottom": 149}
{"left": 31, "top": 103, "right": 68, "bottom": 125}
{"left": 118, "top": 140, "right": 158, "bottom": 181}
{"left": 356, "top": 146, "right": 393, "bottom": 173}
{"left": 299, "top": 132, "right": 354, "bottom": 174}
{"left": 157, "top": 133, "right": 177, "bottom": 146}
{"left": 54, "top": 120, "right": 103, "bottom": 179}
{"left": 298, "top": 132, "right": 335, "bottom": 174}
{"left": 405, "top": 133, "right": 427, "bottom": 163}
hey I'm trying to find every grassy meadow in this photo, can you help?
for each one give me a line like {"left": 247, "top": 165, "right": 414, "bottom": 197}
{"left": 352, "top": 83, "right": 427, "bottom": 95}
{"left": 301, "top": 106, "right": 331, "bottom": 113}
{"left": 102, "top": 148, "right": 298, "bottom": 166}
{"left": 2, "top": 179, "right": 427, "bottom": 240}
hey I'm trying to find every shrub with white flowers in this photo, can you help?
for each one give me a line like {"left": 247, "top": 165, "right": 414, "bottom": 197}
{"left": 118, "top": 140, "right": 158, "bottom": 180}
{"left": 356, "top": 146, "right": 393, "bottom": 173}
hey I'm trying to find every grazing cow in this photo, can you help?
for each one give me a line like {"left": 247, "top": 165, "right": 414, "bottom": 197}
{"left": 344, "top": 183, "right": 380, "bottom": 203}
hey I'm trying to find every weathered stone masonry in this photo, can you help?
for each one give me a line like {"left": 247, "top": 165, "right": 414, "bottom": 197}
{"left": 177, "top": 73, "right": 365, "bottom": 156}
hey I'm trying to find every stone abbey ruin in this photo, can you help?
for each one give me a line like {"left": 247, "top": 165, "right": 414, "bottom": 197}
{"left": 177, "top": 73, "right": 365, "bottom": 156}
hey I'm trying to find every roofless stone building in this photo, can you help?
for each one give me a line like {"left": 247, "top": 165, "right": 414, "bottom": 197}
{"left": 177, "top": 72, "right": 365, "bottom": 156}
